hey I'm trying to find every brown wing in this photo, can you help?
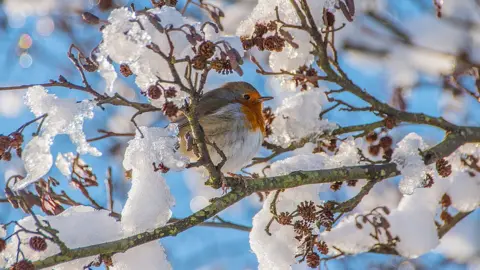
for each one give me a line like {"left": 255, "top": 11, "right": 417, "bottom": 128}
{"left": 174, "top": 88, "right": 234, "bottom": 157}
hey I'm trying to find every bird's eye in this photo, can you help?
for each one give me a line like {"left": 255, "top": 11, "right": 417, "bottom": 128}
{"left": 243, "top": 94, "right": 250, "bottom": 100}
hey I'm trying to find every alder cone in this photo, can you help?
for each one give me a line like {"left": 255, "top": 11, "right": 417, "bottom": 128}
{"left": 29, "top": 236, "right": 47, "bottom": 251}
{"left": 9, "top": 260, "right": 35, "bottom": 270}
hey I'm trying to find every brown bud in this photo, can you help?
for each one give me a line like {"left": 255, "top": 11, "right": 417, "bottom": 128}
{"left": 119, "top": 64, "right": 133, "bottom": 77}
{"left": 323, "top": 8, "right": 335, "bottom": 27}
{"left": 147, "top": 85, "right": 162, "bottom": 100}
{"left": 82, "top": 12, "right": 100, "bottom": 25}
{"left": 29, "top": 236, "right": 47, "bottom": 251}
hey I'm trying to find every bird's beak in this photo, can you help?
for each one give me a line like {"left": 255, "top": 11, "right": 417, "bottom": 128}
{"left": 257, "top": 96, "right": 274, "bottom": 103}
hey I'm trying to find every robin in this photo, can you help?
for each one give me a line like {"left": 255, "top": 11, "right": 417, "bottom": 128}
{"left": 175, "top": 81, "right": 273, "bottom": 173}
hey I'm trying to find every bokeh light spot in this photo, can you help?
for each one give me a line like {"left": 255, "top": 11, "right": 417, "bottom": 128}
{"left": 18, "top": 34, "right": 32, "bottom": 50}
{"left": 8, "top": 15, "right": 26, "bottom": 28}
{"left": 36, "top": 17, "right": 55, "bottom": 37}
{"left": 19, "top": 53, "right": 33, "bottom": 68}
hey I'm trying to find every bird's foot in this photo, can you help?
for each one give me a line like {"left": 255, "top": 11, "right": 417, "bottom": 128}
{"left": 226, "top": 172, "right": 251, "bottom": 190}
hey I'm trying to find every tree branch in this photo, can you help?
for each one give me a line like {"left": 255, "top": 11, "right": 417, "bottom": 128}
{"left": 31, "top": 124, "right": 480, "bottom": 268}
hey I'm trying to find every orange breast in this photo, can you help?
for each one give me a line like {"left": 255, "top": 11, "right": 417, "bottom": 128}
{"left": 240, "top": 103, "right": 266, "bottom": 135}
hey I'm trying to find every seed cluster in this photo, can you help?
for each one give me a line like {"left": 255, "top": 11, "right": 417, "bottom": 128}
{"left": 294, "top": 65, "right": 319, "bottom": 91}
{"left": 120, "top": 64, "right": 133, "bottom": 77}
{"left": 436, "top": 158, "right": 452, "bottom": 177}
{"left": 0, "top": 133, "right": 24, "bottom": 162}
{"left": 241, "top": 22, "right": 286, "bottom": 52}
{"left": 270, "top": 200, "right": 332, "bottom": 268}
{"left": 365, "top": 131, "right": 394, "bottom": 161}
{"left": 29, "top": 236, "right": 48, "bottom": 252}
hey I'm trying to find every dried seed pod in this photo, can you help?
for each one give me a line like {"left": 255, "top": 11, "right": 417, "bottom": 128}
{"left": 9, "top": 260, "right": 35, "bottom": 270}
{"left": 297, "top": 201, "right": 316, "bottom": 222}
{"left": 423, "top": 173, "right": 434, "bottom": 188}
{"left": 29, "top": 236, "right": 48, "bottom": 251}
{"left": 164, "top": 87, "right": 177, "bottom": 98}
{"left": 277, "top": 212, "right": 293, "bottom": 225}
{"left": 368, "top": 144, "right": 380, "bottom": 156}
{"left": 240, "top": 36, "right": 254, "bottom": 50}
{"left": 306, "top": 252, "right": 320, "bottom": 268}
{"left": 162, "top": 101, "right": 179, "bottom": 117}
{"left": 253, "top": 23, "right": 268, "bottom": 37}
{"left": 384, "top": 117, "right": 397, "bottom": 129}
{"left": 2, "top": 152, "right": 12, "bottom": 161}
{"left": 147, "top": 85, "right": 162, "bottom": 100}
{"left": 120, "top": 64, "right": 133, "bottom": 77}
{"left": 379, "top": 136, "right": 393, "bottom": 149}
{"left": 440, "top": 193, "right": 451, "bottom": 208}
{"left": 436, "top": 158, "right": 452, "bottom": 177}
{"left": 191, "top": 55, "right": 207, "bottom": 70}
{"left": 440, "top": 210, "right": 452, "bottom": 223}
{"left": 330, "top": 181, "right": 342, "bottom": 191}
{"left": 267, "top": 21, "right": 277, "bottom": 31}
{"left": 316, "top": 240, "right": 329, "bottom": 255}
{"left": 198, "top": 41, "right": 216, "bottom": 59}
{"left": 347, "top": 179, "right": 358, "bottom": 186}
{"left": 323, "top": 8, "right": 335, "bottom": 27}
{"left": 383, "top": 148, "right": 393, "bottom": 160}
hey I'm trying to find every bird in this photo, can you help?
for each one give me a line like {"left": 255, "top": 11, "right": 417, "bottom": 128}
{"left": 175, "top": 81, "right": 273, "bottom": 174}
